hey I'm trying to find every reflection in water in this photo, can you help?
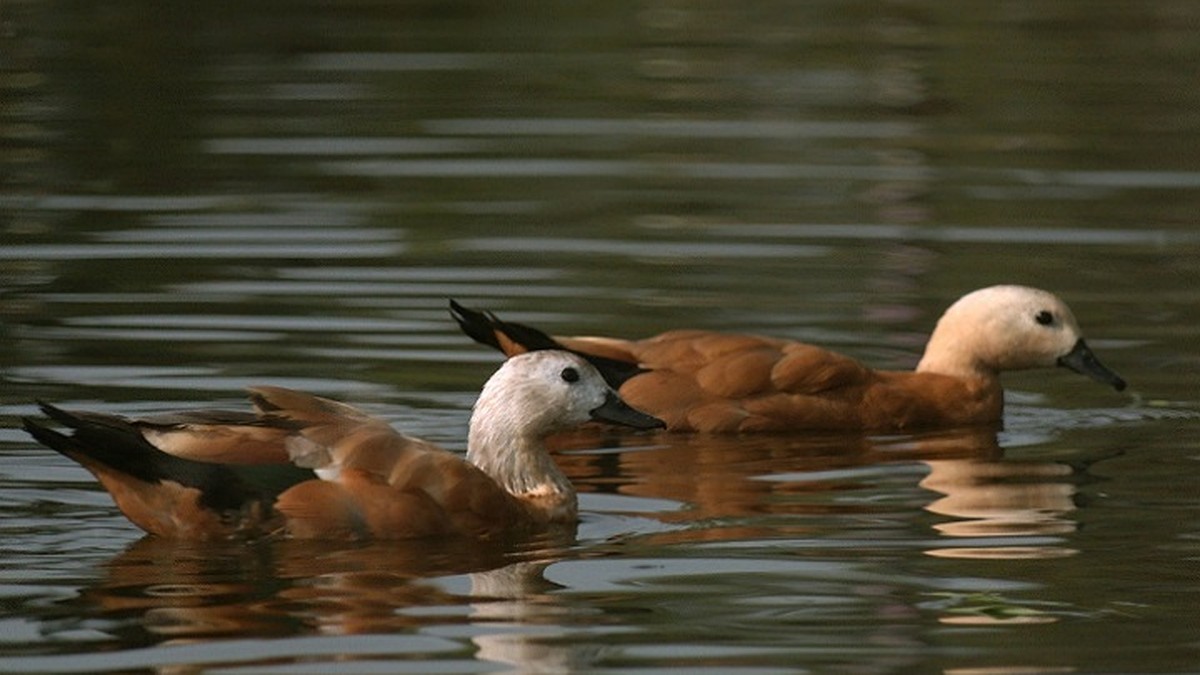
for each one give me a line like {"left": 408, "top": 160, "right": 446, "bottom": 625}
{"left": 922, "top": 591, "right": 1065, "bottom": 627}
{"left": 921, "top": 457, "right": 1078, "bottom": 560}
{"left": 69, "top": 534, "right": 600, "bottom": 670}
{"left": 3, "top": 0, "right": 1198, "bottom": 671}
{"left": 75, "top": 532, "right": 573, "bottom": 644}
{"left": 553, "top": 427, "right": 1081, "bottom": 561}
{"left": 468, "top": 560, "right": 604, "bottom": 673}
{"left": 49, "top": 425, "right": 1092, "bottom": 664}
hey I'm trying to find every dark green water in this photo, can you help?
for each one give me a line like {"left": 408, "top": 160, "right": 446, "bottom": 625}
{"left": 3, "top": 1, "right": 1199, "bottom": 672}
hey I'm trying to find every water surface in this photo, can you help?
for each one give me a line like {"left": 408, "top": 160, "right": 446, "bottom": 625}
{"left": 3, "top": 1, "right": 1200, "bottom": 672}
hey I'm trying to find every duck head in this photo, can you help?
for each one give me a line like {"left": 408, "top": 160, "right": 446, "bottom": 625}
{"left": 917, "top": 285, "right": 1126, "bottom": 391}
{"left": 466, "top": 351, "right": 663, "bottom": 504}
{"left": 472, "top": 350, "right": 664, "bottom": 439}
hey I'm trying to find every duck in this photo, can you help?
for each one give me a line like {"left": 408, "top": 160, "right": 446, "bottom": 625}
{"left": 450, "top": 285, "right": 1127, "bottom": 433}
{"left": 22, "top": 351, "right": 665, "bottom": 540}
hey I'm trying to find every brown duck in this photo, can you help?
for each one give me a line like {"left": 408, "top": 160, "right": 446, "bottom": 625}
{"left": 451, "top": 286, "right": 1126, "bottom": 433}
{"left": 23, "top": 351, "right": 664, "bottom": 539}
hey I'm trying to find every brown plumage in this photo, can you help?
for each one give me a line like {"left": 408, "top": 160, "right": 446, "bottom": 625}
{"left": 22, "top": 351, "right": 663, "bottom": 540}
{"left": 451, "top": 286, "right": 1127, "bottom": 433}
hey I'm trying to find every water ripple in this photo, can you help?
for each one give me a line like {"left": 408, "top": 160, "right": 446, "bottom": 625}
{"left": 320, "top": 158, "right": 931, "bottom": 182}
{"left": 1, "top": 243, "right": 405, "bottom": 260}
{"left": 701, "top": 223, "right": 1200, "bottom": 246}
{"left": 98, "top": 228, "right": 392, "bottom": 244}
{"left": 206, "top": 137, "right": 485, "bottom": 156}
{"left": 458, "top": 237, "right": 827, "bottom": 259}
{"left": 423, "top": 117, "right": 918, "bottom": 139}
{"left": 0, "top": 634, "right": 463, "bottom": 675}
{"left": 300, "top": 51, "right": 495, "bottom": 71}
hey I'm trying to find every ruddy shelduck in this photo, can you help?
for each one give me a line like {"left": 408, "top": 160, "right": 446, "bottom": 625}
{"left": 23, "top": 351, "right": 664, "bottom": 540}
{"left": 450, "top": 286, "right": 1127, "bottom": 433}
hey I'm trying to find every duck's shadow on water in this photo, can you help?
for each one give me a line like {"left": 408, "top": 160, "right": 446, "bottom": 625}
{"left": 56, "top": 412, "right": 1139, "bottom": 645}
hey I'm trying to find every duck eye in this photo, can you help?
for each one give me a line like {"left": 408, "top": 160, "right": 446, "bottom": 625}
{"left": 1035, "top": 310, "right": 1054, "bottom": 326}
{"left": 560, "top": 367, "right": 580, "bottom": 383}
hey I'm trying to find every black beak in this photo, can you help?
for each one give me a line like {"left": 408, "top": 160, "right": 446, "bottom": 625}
{"left": 589, "top": 391, "right": 666, "bottom": 430}
{"left": 1057, "top": 339, "right": 1126, "bottom": 391}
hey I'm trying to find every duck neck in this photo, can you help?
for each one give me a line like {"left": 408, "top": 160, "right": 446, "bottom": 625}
{"left": 915, "top": 325, "right": 997, "bottom": 382}
{"left": 466, "top": 416, "right": 574, "bottom": 508}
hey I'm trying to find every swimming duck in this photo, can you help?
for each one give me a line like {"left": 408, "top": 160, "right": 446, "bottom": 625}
{"left": 450, "top": 286, "right": 1127, "bottom": 433}
{"left": 22, "top": 351, "right": 664, "bottom": 540}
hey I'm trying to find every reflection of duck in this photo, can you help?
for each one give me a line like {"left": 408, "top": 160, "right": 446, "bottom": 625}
{"left": 75, "top": 533, "right": 572, "bottom": 641}
{"left": 920, "top": 456, "right": 1081, "bottom": 560}
{"left": 23, "top": 352, "right": 662, "bottom": 540}
{"left": 76, "top": 537, "right": 287, "bottom": 635}
{"left": 63, "top": 428, "right": 1088, "bottom": 656}
{"left": 551, "top": 427, "right": 1081, "bottom": 558}
{"left": 540, "top": 427, "right": 988, "bottom": 542}
{"left": 269, "top": 535, "right": 570, "bottom": 636}
{"left": 452, "top": 285, "right": 1126, "bottom": 432}
{"left": 550, "top": 426, "right": 998, "bottom": 519}
{"left": 469, "top": 560, "right": 604, "bottom": 672}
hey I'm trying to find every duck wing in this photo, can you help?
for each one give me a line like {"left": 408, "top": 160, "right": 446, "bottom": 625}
{"left": 252, "top": 386, "right": 531, "bottom": 539}
{"left": 23, "top": 403, "right": 300, "bottom": 538}
{"left": 612, "top": 331, "right": 877, "bottom": 432}
{"left": 275, "top": 460, "right": 529, "bottom": 540}
{"left": 34, "top": 402, "right": 295, "bottom": 465}
{"left": 450, "top": 301, "right": 881, "bottom": 432}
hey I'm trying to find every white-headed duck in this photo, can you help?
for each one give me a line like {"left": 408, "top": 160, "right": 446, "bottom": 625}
{"left": 23, "top": 351, "right": 664, "bottom": 539}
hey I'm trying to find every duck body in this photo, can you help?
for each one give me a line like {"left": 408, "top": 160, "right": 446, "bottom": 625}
{"left": 451, "top": 286, "right": 1126, "bottom": 433}
{"left": 23, "top": 351, "right": 664, "bottom": 540}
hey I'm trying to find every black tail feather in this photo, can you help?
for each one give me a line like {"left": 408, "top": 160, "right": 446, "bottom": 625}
{"left": 449, "top": 299, "right": 648, "bottom": 389}
{"left": 36, "top": 399, "right": 91, "bottom": 429}
{"left": 449, "top": 299, "right": 505, "bottom": 351}
{"left": 23, "top": 405, "right": 274, "bottom": 514}
{"left": 449, "top": 299, "right": 562, "bottom": 352}
{"left": 22, "top": 417, "right": 76, "bottom": 457}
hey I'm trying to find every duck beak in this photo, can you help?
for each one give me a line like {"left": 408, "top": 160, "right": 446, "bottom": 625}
{"left": 589, "top": 391, "right": 666, "bottom": 430}
{"left": 1057, "top": 339, "right": 1127, "bottom": 391}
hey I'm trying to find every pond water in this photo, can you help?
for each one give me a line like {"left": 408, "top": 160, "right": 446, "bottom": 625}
{"left": 3, "top": 1, "right": 1200, "bottom": 672}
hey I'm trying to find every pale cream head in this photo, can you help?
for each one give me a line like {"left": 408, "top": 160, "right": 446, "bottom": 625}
{"left": 917, "top": 285, "right": 1088, "bottom": 379}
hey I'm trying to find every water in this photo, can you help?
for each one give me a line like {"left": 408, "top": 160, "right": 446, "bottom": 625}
{"left": 3, "top": 1, "right": 1200, "bottom": 672}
